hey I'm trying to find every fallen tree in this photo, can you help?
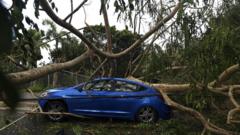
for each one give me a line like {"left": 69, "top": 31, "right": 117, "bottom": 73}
{"left": 1, "top": 0, "right": 240, "bottom": 134}
{"left": 128, "top": 64, "right": 240, "bottom": 135}
{"left": 4, "top": 0, "right": 181, "bottom": 84}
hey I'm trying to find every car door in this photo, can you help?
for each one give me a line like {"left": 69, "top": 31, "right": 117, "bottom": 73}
{"left": 68, "top": 80, "right": 107, "bottom": 116}
{"left": 86, "top": 79, "right": 116, "bottom": 116}
{"left": 105, "top": 80, "right": 144, "bottom": 116}
{"left": 71, "top": 79, "right": 112, "bottom": 116}
{"left": 66, "top": 81, "right": 97, "bottom": 115}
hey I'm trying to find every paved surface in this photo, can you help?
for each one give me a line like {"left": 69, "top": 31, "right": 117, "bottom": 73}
{"left": 0, "top": 101, "right": 37, "bottom": 111}
{"left": 0, "top": 92, "right": 40, "bottom": 111}
{"left": 19, "top": 92, "right": 41, "bottom": 100}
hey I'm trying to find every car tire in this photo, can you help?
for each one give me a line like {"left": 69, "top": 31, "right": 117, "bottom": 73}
{"left": 136, "top": 106, "right": 158, "bottom": 123}
{"left": 44, "top": 101, "right": 67, "bottom": 122}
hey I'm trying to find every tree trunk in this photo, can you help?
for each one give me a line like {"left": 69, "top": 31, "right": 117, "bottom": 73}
{"left": 7, "top": 50, "right": 92, "bottom": 84}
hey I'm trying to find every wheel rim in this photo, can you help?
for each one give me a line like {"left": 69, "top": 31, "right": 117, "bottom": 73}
{"left": 138, "top": 107, "right": 155, "bottom": 122}
{"left": 47, "top": 102, "right": 65, "bottom": 121}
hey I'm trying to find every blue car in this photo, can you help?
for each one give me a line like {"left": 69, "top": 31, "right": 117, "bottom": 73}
{"left": 38, "top": 78, "right": 172, "bottom": 122}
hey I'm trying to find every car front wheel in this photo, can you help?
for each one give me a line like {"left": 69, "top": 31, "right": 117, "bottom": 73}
{"left": 45, "top": 101, "right": 67, "bottom": 122}
{"left": 136, "top": 106, "right": 158, "bottom": 123}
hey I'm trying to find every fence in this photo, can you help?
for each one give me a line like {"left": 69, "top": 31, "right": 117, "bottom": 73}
{"left": 27, "top": 70, "right": 90, "bottom": 89}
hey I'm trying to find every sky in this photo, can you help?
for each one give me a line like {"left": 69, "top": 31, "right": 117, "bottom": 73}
{"left": 3, "top": 0, "right": 181, "bottom": 66}
{"left": 3, "top": 0, "right": 223, "bottom": 66}
{"left": 26, "top": 0, "right": 128, "bottom": 65}
{"left": 3, "top": 0, "right": 130, "bottom": 65}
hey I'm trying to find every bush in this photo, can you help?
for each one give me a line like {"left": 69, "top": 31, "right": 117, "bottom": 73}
{"left": 27, "top": 83, "right": 46, "bottom": 92}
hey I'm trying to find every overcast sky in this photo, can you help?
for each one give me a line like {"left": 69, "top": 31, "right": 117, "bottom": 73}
{"left": 26, "top": 0, "right": 126, "bottom": 65}
{"left": 4, "top": 0, "right": 187, "bottom": 66}
{"left": 3, "top": 0, "right": 222, "bottom": 66}
{"left": 4, "top": 0, "right": 151, "bottom": 65}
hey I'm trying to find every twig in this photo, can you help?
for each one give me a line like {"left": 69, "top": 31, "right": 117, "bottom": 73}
{"left": 26, "top": 88, "right": 42, "bottom": 112}
{"left": 68, "top": 0, "right": 74, "bottom": 23}
{"left": 61, "top": 70, "right": 90, "bottom": 79}
{"left": 26, "top": 88, "right": 38, "bottom": 98}
{"left": 201, "top": 126, "right": 206, "bottom": 135}
{"left": 38, "top": 27, "right": 85, "bottom": 48}
{"left": 84, "top": 23, "right": 104, "bottom": 47}
{"left": 89, "top": 58, "right": 108, "bottom": 79}
{"left": 131, "top": 45, "right": 152, "bottom": 75}
{"left": 64, "top": 0, "right": 88, "bottom": 21}
{"left": 7, "top": 56, "right": 28, "bottom": 70}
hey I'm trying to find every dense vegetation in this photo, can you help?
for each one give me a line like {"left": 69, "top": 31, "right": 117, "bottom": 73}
{"left": 0, "top": 0, "right": 240, "bottom": 134}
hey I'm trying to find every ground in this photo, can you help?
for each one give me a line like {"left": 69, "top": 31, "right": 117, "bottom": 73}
{"left": 0, "top": 107, "right": 203, "bottom": 135}
{"left": 0, "top": 92, "right": 239, "bottom": 135}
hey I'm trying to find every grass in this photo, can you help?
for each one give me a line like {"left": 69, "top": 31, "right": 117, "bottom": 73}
{"left": 1, "top": 87, "right": 240, "bottom": 135}
{"left": 0, "top": 109, "right": 239, "bottom": 135}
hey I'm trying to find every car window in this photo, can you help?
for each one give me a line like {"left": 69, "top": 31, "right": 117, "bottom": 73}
{"left": 114, "top": 81, "right": 144, "bottom": 92}
{"left": 82, "top": 82, "right": 94, "bottom": 90}
{"left": 83, "top": 80, "right": 114, "bottom": 91}
{"left": 91, "top": 80, "right": 106, "bottom": 91}
{"left": 101, "top": 80, "right": 115, "bottom": 91}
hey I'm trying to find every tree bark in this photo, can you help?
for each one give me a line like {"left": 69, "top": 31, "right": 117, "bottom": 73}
{"left": 7, "top": 50, "right": 92, "bottom": 84}
{"left": 128, "top": 76, "right": 238, "bottom": 135}
{"left": 40, "top": 0, "right": 182, "bottom": 58}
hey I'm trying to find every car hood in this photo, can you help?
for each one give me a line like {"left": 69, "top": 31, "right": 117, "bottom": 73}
{"left": 46, "top": 87, "right": 80, "bottom": 97}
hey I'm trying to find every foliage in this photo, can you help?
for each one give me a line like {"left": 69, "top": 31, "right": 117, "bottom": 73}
{"left": 50, "top": 33, "right": 86, "bottom": 62}
{"left": 48, "top": 23, "right": 143, "bottom": 77}
{"left": 83, "top": 24, "right": 143, "bottom": 77}
{"left": 185, "top": 90, "right": 212, "bottom": 111}
{"left": 27, "top": 83, "right": 46, "bottom": 92}
{"left": 183, "top": 2, "right": 240, "bottom": 84}
{"left": 13, "top": 29, "right": 44, "bottom": 68}
{"left": 1, "top": 0, "right": 240, "bottom": 133}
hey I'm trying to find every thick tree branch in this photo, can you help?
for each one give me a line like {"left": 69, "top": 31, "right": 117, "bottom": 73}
{"left": 212, "top": 64, "right": 240, "bottom": 86}
{"left": 101, "top": 0, "right": 112, "bottom": 53}
{"left": 7, "top": 50, "right": 92, "bottom": 84}
{"left": 127, "top": 76, "right": 196, "bottom": 93}
{"left": 128, "top": 77, "right": 237, "bottom": 135}
{"left": 64, "top": 0, "right": 88, "bottom": 21}
{"left": 207, "top": 64, "right": 240, "bottom": 95}
{"left": 40, "top": 0, "right": 181, "bottom": 58}
{"left": 227, "top": 86, "right": 240, "bottom": 124}
{"left": 161, "top": 91, "right": 235, "bottom": 135}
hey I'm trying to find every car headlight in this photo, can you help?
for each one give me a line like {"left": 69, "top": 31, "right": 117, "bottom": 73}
{"left": 40, "top": 92, "right": 48, "bottom": 97}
